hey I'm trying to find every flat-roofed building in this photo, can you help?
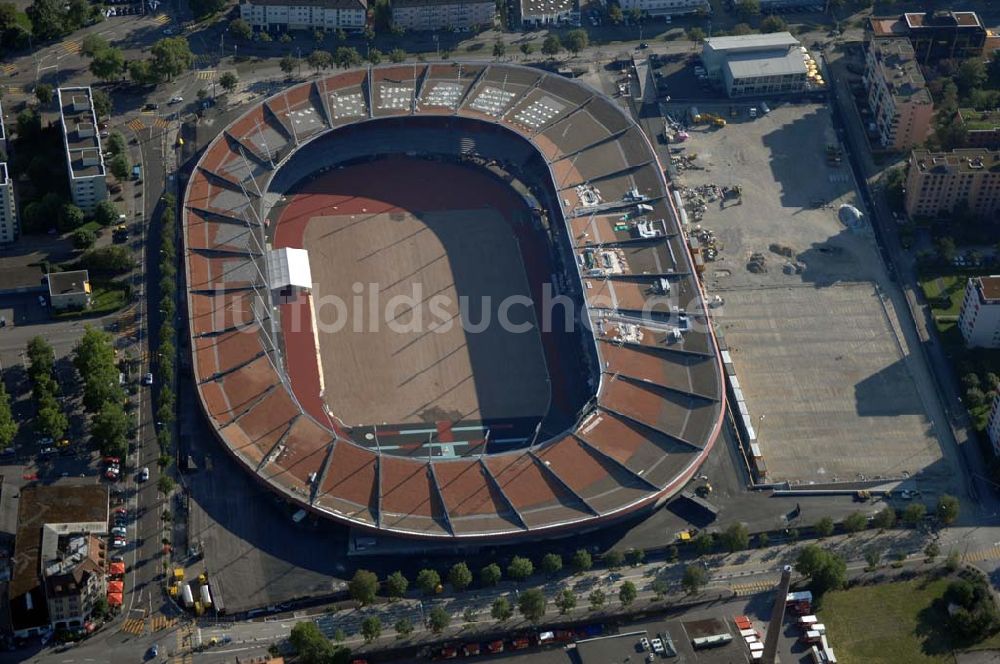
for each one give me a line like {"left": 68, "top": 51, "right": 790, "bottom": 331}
{"left": 904, "top": 149, "right": 1000, "bottom": 220}
{"left": 47, "top": 270, "right": 92, "bottom": 310}
{"left": 391, "top": 0, "right": 494, "bottom": 31}
{"left": 57, "top": 88, "right": 107, "bottom": 214}
{"left": 0, "top": 101, "right": 17, "bottom": 244}
{"left": 9, "top": 485, "right": 108, "bottom": 637}
{"left": 238, "top": 0, "right": 368, "bottom": 32}
{"left": 700, "top": 33, "right": 809, "bottom": 98}
{"left": 863, "top": 38, "right": 933, "bottom": 150}
{"left": 519, "top": 0, "right": 577, "bottom": 28}
{"left": 617, "top": 0, "right": 707, "bottom": 18}
{"left": 959, "top": 275, "right": 1000, "bottom": 349}
{"left": 868, "top": 11, "right": 987, "bottom": 64}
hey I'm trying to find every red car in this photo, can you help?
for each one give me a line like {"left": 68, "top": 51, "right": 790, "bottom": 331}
{"left": 105, "top": 469, "right": 120, "bottom": 481}
{"left": 103, "top": 456, "right": 120, "bottom": 465}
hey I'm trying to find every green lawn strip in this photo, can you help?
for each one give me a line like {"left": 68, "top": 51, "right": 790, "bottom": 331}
{"left": 819, "top": 578, "right": 958, "bottom": 664}
{"left": 53, "top": 281, "right": 128, "bottom": 319}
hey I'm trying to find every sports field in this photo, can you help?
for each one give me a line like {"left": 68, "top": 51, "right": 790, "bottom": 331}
{"left": 273, "top": 157, "right": 552, "bottom": 454}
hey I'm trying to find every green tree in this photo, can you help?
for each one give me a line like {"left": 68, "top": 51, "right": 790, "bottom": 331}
{"left": 626, "top": 549, "right": 645, "bottom": 566}
{"left": 27, "top": 336, "right": 55, "bottom": 381}
{"left": 71, "top": 228, "right": 96, "bottom": 250}
{"left": 360, "top": 616, "right": 381, "bottom": 643}
{"left": 34, "top": 84, "right": 53, "bottom": 105}
{"left": 58, "top": 203, "right": 84, "bottom": 232}
{"left": 219, "top": 72, "right": 239, "bottom": 93}
{"left": 348, "top": 569, "right": 379, "bottom": 605}
{"left": 604, "top": 549, "right": 624, "bottom": 569}
{"left": 230, "top": 18, "right": 253, "bottom": 40}
{"left": 448, "top": 562, "right": 472, "bottom": 591}
{"left": 279, "top": 32, "right": 293, "bottom": 44}
{"left": 541, "top": 552, "right": 563, "bottom": 575}
{"left": 507, "top": 556, "right": 533, "bottom": 581}
{"left": 864, "top": 546, "right": 882, "bottom": 570}
{"left": 92, "top": 401, "right": 128, "bottom": 456}
{"left": 607, "top": 4, "right": 623, "bottom": 24}
{"left": 694, "top": 532, "right": 714, "bottom": 555}
{"left": 618, "top": 580, "right": 637, "bottom": 606}
{"left": 843, "top": 511, "right": 868, "bottom": 534}
{"left": 36, "top": 397, "right": 68, "bottom": 439}
{"left": 924, "top": 541, "right": 940, "bottom": 562}
{"left": 491, "top": 595, "right": 512, "bottom": 621}
{"left": 158, "top": 474, "right": 175, "bottom": 494}
{"left": 493, "top": 38, "right": 506, "bottom": 60}
{"left": 388, "top": 48, "right": 406, "bottom": 63}
{"left": 589, "top": 588, "right": 606, "bottom": 609}
{"left": 555, "top": 588, "right": 576, "bottom": 614}
{"left": 128, "top": 59, "right": 158, "bottom": 86}
{"left": 937, "top": 494, "right": 960, "bottom": 525}
{"left": 687, "top": 27, "right": 706, "bottom": 42}
{"left": 731, "top": 23, "right": 753, "bottom": 35}
{"left": 368, "top": 48, "right": 383, "bottom": 65}
{"left": 151, "top": 37, "right": 194, "bottom": 81}
{"left": 82, "top": 34, "right": 110, "bottom": 57}
{"left": 945, "top": 549, "right": 961, "bottom": 572}
{"left": 91, "top": 596, "right": 109, "bottom": 619}
{"left": 480, "top": 562, "right": 502, "bottom": 587}
{"left": 80, "top": 246, "right": 135, "bottom": 273}
{"left": 190, "top": 0, "right": 226, "bottom": 19}
{"left": 815, "top": 516, "right": 835, "bottom": 538}
{"left": 415, "top": 568, "right": 441, "bottom": 594}
{"left": 289, "top": 621, "right": 338, "bottom": 664}
{"left": 428, "top": 606, "right": 450, "bottom": 633}
{"left": 520, "top": 42, "right": 534, "bottom": 58}
{"left": 903, "top": 502, "right": 927, "bottom": 526}
{"left": 736, "top": 0, "right": 760, "bottom": 16}
{"left": 110, "top": 154, "right": 131, "bottom": 181}
{"left": 757, "top": 533, "right": 770, "bottom": 548}
{"left": 307, "top": 50, "right": 333, "bottom": 72}
{"left": 957, "top": 58, "right": 987, "bottom": 97}
{"left": 759, "top": 15, "right": 786, "bottom": 33}
{"left": 27, "top": 0, "right": 66, "bottom": 40}
{"left": 334, "top": 47, "right": 362, "bottom": 69}
{"left": 90, "top": 48, "right": 125, "bottom": 82}
{"left": 541, "top": 35, "right": 561, "bottom": 57}
{"left": 720, "top": 523, "right": 750, "bottom": 553}
{"left": 16, "top": 108, "right": 41, "bottom": 141}
{"left": 871, "top": 506, "right": 896, "bottom": 530}
{"left": 384, "top": 571, "right": 408, "bottom": 599}
{"left": 795, "top": 545, "right": 847, "bottom": 594}
{"left": 517, "top": 588, "right": 546, "bottom": 621}
{"left": 106, "top": 132, "right": 127, "bottom": 157}
{"left": 651, "top": 577, "right": 669, "bottom": 599}
{"left": 564, "top": 29, "right": 588, "bottom": 55}
{"left": 572, "top": 548, "right": 592, "bottom": 572}
{"left": 0, "top": 381, "right": 17, "bottom": 450}
{"left": 394, "top": 617, "right": 413, "bottom": 637}
{"left": 279, "top": 54, "right": 298, "bottom": 76}
{"left": 682, "top": 565, "right": 707, "bottom": 594}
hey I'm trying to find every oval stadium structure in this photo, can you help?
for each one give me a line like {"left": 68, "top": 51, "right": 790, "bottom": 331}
{"left": 182, "top": 63, "right": 727, "bottom": 540}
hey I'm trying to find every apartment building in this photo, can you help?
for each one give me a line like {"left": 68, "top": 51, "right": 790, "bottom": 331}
{"left": 44, "top": 535, "right": 107, "bottom": 631}
{"left": 700, "top": 33, "right": 809, "bottom": 98}
{"left": 57, "top": 88, "right": 107, "bottom": 214}
{"left": 391, "top": 0, "right": 494, "bottom": 31}
{"left": 238, "top": 0, "right": 368, "bottom": 32}
{"left": 862, "top": 38, "right": 934, "bottom": 151}
{"left": 616, "top": 0, "right": 707, "bottom": 18}
{"left": 988, "top": 393, "right": 1000, "bottom": 455}
{"left": 868, "top": 10, "right": 988, "bottom": 64}
{"left": 0, "top": 101, "right": 17, "bottom": 244}
{"left": 904, "top": 149, "right": 1000, "bottom": 220}
{"left": 519, "top": 0, "right": 577, "bottom": 28}
{"left": 958, "top": 275, "right": 1000, "bottom": 349}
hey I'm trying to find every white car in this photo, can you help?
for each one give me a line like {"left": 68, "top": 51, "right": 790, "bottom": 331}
{"left": 143, "top": 372, "right": 154, "bottom": 386}
{"left": 650, "top": 639, "right": 665, "bottom": 654}
{"left": 169, "top": 96, "right": 183, "bottom": 104}
{"left": 140, "top": 467, "right": 150, "bottom": 482}
{"left": 111, "top": 526, "right": 127, "bottom": 537}
{"left": 112, "top": 537, "right": 127, "bottom": 548}
{"left": 38, "top": 295, "right": 47, "bottom": 307}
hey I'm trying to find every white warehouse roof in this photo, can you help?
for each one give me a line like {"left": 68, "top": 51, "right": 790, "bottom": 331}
{"left": 725, "top": 48, "right": 808, "bottom": 79}
{"left": 705, "top": 32, "right": 800, "bottom": 53}
{"left": 267, "top": 247, "right": 312, "bottom": 290}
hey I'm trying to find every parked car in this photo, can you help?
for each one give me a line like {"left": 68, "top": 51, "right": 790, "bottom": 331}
{"left": 139, "top": 467, "right": 150, "bottom": 482}
{"left": 104, "top": 456, "right": 120, "bottom": 465}
{"left": 40, "top": 447, "right": 56, "bottom": 456}
{"left": 142, "top": 372, "right": 154, "bottom": 386}
{"left": 111, "top": 526, "right": 127, "bottom": 537}
{"left": 169, "top": 96, "right": 183, "bottom": 104}
{"left": 112, "top": 537, "right": 127, "bottom": 548}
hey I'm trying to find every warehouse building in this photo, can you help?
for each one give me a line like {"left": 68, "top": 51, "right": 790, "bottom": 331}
{"left": 391, "top": 0, "right": 494, "bottom": 31}
{"left": 904, "top": 149, "right": 1000, "bottom": 220}
{"left": 959, "top": 275, "right": 1000, "bottom": 350}
{"left": 863, "top": 38, "right": 933, "bottom": 151}
{"left": 238, "top": 0, "right": 368, "bottom": 32}
{"left": 700, "top": 33, "right": 809, "bottom": 98}
{"left": 57, "top": 88, "right": 108, "bottom": 214}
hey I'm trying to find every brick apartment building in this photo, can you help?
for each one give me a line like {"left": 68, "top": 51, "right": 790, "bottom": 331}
{"left": 862, "top": 38, "right": 934, "bottom": 151}
{"left": 904, "top": 149, "right": 1000, "bottom": 220}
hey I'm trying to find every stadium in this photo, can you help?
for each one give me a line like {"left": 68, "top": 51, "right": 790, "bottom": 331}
{"left": 182, "top": 63, "right": 726, "bottom": 540}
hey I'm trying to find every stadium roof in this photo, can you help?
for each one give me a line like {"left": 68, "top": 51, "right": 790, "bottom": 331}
{"left": 183, "top": 64, "right": 725, "bottom": 540}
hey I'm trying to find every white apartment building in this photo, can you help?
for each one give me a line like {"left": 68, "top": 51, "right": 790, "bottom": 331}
{"left": 520, "top": 0, "right": 577, "bottom": 28}
{"left": 57, "top": 88, "right": 107, "bottom": 214}
{"left": 617, "top": 0, "right": 707, "bottom": 18}
{"left": 239, "top": 0, "right": 368, "bottom": 32}
{"left": 959, "top": 275, "right": 1000, "bottom": 349}
{"left": 0, "top": 101, "right": 17, "bottom": 244}
{"left": 863, "top": 38, "right": 934, "bottom": 150}
{"left": 391, "top": 0, "right": 494, "bottom": 31}
{"left": 988, "top": 394, "right": 1000, "bottom": 455}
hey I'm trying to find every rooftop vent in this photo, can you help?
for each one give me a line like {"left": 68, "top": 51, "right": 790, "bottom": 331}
{"left": 968, "top": 157, "right": 984, "bottom": 169}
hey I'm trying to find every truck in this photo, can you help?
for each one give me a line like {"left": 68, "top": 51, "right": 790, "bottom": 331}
{"left": 200, "top": 583, "right": 213, "bottom": 609}
{"left": 181, "top": 583, "right": 194, "bottom": 608}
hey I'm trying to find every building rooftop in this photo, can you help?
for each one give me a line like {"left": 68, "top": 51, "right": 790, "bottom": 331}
{"left": 10, "top": 485, "right": 108, "bottom": 632}
{"left": 395, "top": 0, "right": 491, "bottom": 6}
{"left": 958, "top": 108, "right": 1000, "bottom": 131}
{"left": 905, "top": 10, "right": 982, "bottom": 29}
{"left": 521, "top": 0, "right": 573, "bottom": 18}
{"left": 868, "top": 38, "right": 932, "bottom": 103}
{"left": 0, "top": 100, "right": 5, "bottom": 142}
{"left": 56, "top": 87, "right": 105, "bottom": 179}
{"left": 975, "top": 275, "right": 1000, "bottom": 303}
{"left": 240, "top": 0, "right": 367, "bottom": 7}
{"left": 44, "top": 535, "right": 105, "bottom": 599}
{"left": 725, "top": 48, "right": 807, "bottom": 79}
{"left": 912, "top": 148, "right": 1000, "bottom": 174}
{"left": 48, "top": 270, "right": 91, "bottom": 297}
{"left": 704, "top": 31, "right": 800, "bottom": 53}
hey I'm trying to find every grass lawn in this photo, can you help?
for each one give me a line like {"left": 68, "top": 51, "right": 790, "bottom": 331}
{"left": 820, "top": 576, "right": 1000, "bottom": 664}
{"left": 919, "top": 275, "right": 965, "bottom": 321}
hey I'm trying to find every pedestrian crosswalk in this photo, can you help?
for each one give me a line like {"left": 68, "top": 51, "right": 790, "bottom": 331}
{"left": 60, "top": 39, "right": 82, "bottom": 55}
{"left": 121, "top": 613, "right": 146, "bottom": 635}
{"left": 127, "top": 118, "right": 147, "bottom": 132}
{"left": 152, "top": 14, "right": 171, "bottom": 25}
{"left": 170, "top": 623, "right": 194, "bottom": 664}
{"left": 153, "top": 117, "right": 170, "bottom": 129}
{"left": 196, "top": 70, "right": 216, "bottom": 81}
{"left": 963, "top": 545, "right": 1000, "bottom": 563}
{"left": 730, "top": 579, "right": 777, "bottom": 597}
{"left": 150, "top": 614, "right": 178, "bottom": 631}
{"left": 3, "top": 85, "right": 24, "bottom": 96}
{"left": 1, "top": 63, "right": 15, "bottom": 75}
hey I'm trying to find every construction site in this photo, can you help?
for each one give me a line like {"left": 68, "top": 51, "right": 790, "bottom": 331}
{"left": 661, "top": 99, "right": 959, "bottom": 494}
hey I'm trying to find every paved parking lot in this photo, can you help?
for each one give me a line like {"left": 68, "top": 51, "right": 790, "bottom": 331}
{"left": 667, "top": 101, "right": 954, "bottom": 491}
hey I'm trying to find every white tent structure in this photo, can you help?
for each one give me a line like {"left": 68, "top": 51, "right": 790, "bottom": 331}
{"left": 267, "top": 247, "right": 312, "bottom": 302}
